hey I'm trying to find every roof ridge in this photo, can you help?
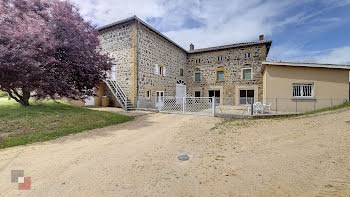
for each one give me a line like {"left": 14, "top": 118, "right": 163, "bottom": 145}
{"left": 97, "top": 16, "right": 272, "bottom": 54}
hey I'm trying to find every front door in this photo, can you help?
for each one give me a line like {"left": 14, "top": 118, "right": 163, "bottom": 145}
{"left": 208, "top": 90, "right": 220, "bottom": 104}
{"left": 176, "top": 84, "right": 186, "bottom": 98}
{"left": 239, "top": 89, "right": 254, "bottom": 104}
{"left": 156, "top": 91, "right": 164, "bottom": 103}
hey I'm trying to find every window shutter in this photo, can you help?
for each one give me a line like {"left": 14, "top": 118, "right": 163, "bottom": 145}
{"left": 154, "top": 64, "right": 159, "bottom": 75}
{"left": 163, "top": 67, "right": 166, "bottom": 76}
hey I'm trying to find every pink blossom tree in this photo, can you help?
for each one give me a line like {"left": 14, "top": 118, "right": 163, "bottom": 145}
{"left": 0, "top": 0, "right": 112, "bottom": 106}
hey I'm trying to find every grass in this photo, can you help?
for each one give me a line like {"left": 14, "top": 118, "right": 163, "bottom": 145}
{"left": 0, "top": 99, "right": 134, "bottom": 149}
{"left": 300, "top": 101, "right": 350, "bottom": 116}
{"left": 212, "top": 101, "right": 350, "bottom": 130}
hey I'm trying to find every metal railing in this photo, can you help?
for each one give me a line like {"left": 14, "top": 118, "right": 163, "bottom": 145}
{"left": 157, "top": 96, "right": 215, "bottom": 116}
{"left": 215, "top": 98, "right": 348, "bottom": 117}
{"left": 104, "top": 72, "right": 130, "bottom": 110}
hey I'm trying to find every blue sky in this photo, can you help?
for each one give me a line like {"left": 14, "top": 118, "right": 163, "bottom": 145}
{"left": 72, "top": 0, "right": 350, "bottom": 64}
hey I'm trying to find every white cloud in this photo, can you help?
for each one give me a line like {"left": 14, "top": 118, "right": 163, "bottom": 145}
{"left": 71, "top": 0, "right": 308, "bottom": 49}
{"left": 71, "top": 0, "right": 350, "bottom": 61}
{"left": 70, "top": 0, "right": 165, "bottom": 25}
{"left": 269, "top": 45, "right": 350, "bottom": 65}
{"left": 302, "top": 47, "right": 350, "bottom": 64}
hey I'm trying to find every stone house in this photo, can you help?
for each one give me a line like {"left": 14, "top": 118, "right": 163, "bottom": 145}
{"left": 90, "top": 15, "right": 272, "bottom": 109}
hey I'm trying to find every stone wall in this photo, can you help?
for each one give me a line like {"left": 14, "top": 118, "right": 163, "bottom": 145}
{"left": 136, "top": 22, "right": 188, "bottom": 108}
{"left": 97, "top": 18, "right": 270, "bottom": 108}
{"left": 186, "top": 44, "right": 267, "bottom": 105}
{"left": 98, "top": 20, "right": 138, "bottom": 106}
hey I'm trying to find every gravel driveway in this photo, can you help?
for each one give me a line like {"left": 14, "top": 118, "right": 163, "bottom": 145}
{"left": 1, "top": 109, "right": 350, "bottom": 196}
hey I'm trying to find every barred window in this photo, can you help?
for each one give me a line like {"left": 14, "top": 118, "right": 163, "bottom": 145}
{"left": 292, "top": 83, "right": 314, "bottom": 98}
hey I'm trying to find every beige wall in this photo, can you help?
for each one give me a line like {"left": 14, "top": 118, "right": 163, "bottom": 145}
{"left": 263, "top": 65, "right": 349, "bottom": 112}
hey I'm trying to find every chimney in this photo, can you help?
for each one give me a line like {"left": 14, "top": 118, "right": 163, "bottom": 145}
{"left": 259, "top": 35, "right": 264, "bottom": 41}
{"left": 190, "top": 43, "right": 194, "bottom": 51}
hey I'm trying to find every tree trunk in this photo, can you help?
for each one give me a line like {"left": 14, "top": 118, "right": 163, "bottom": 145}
{"left": 7, "top": 89, "right": 31, "bottom": 106}
{"left": 19, "top": 91, "right": 30, "bottom": 106}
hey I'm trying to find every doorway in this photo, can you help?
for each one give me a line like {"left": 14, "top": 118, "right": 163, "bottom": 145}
{"left": 208, "top": 90, "right": 220, "bottom": 104}
{"left": 239, "top": 89, "right": 254, "bottom": 104}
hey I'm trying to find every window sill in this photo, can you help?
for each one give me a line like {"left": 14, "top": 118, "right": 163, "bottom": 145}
{"left": 216, "top": 80, "right": 225, "bottom": 82}
{"left": 291, "top": 97, "right": 316, "bottom": 100}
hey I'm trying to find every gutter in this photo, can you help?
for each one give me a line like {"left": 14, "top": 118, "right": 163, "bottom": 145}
{"left": 136, "top": 20, "right": 140, "bottom": 108}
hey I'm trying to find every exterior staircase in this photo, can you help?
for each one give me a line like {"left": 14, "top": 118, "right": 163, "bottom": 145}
{"left": 104, "top": 75, "right": 133, "bottom": 110}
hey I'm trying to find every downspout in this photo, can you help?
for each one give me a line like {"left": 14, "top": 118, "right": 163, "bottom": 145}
{"left": 136, "top": 20, "right": 140, "bottom": 108}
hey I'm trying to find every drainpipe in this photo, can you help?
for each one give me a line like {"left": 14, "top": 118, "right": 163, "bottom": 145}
{"left": 136, "top": 20, "right": 140, "bottom": 108}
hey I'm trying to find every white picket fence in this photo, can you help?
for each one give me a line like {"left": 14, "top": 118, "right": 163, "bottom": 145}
{"left": 157, "top": 97, "right": 215, "bottom": 116}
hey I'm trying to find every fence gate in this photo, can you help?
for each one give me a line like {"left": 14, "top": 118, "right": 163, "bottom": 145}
{"left": 157, "top": 97, "right": 215, "bottom": 116}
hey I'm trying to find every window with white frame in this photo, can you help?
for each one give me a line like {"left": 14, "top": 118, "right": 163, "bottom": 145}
{"left": 244, "top": 53, "right": 251, "bottom": 58}
{"left": 292, "top": 83, "right": 314, "bottom": 98}
{"left": 195, "top": 58, "right": 201, "bottom": 64}
{"left": 156, "top": 91, "right": 164, "bottom": 102}
{"left": 154, "top": 64, "right": 166, "bottom": 76}
{"left": 217, "top": 56, "right": 223, "bottom": 61}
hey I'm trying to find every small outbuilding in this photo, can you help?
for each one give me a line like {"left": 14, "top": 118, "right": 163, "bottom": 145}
{"left": 262, "top": 61, "right": 350, "bottom": 112}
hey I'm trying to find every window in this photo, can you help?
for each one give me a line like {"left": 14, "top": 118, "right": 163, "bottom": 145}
{"left": 156, "top": 91, "right": 164, "bottom": 102}
{"left": 146, "top": 90, "right": 151, "bottom": 99}
{"left": 292, "top": 83, "right": 314, "bottom": 98}
{"left": 217, "top": 71, "right": 224, "bottom": 81}
{"left": 217, "top": 56, "right": 223, "bottom": 61}
{"left": 154, "top": 64, "right": 166, "bottom": 76}
{"left": 244, "top": 53, "right": 251, "bottom": 58}
{"left": 242, "top": 69, "right": 252, "bottom": 80}
{"left": 195, "top": 58, "right": 201, "bottom": 64}
{"left": 180, "top": 68, "right": 184, "bottom": 76}
{"left": 195, "top": 91, "right": 201, "bottom": 97}
{"left": 195, "top": 73, "right": 201, "bottom": 82}
{"left": 159, "top": 66, "right": 163, "bottom": 75}
{"left": 239, "top": 90, "right": 254, "bottom": 104}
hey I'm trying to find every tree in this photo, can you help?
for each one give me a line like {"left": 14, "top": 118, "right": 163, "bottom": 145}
{"left": 0, "top": 0, "right": 112, "bottom": 106}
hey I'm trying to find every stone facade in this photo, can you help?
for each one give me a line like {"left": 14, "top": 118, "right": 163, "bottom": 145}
{"left": 187, "top": 44, "right": 267, "bottom": 105}
{"left": 137, "top": 22, "right": 187, "bottom": 108}
{"left": 98, "top": 20, "right": 138, "bottom": 105}
{"left": 97, "top": 16, "right": 271, "bottom": 108}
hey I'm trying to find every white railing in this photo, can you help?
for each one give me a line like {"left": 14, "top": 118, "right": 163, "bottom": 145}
{"left": 158, "top": 96, "right": 215, "bottom": 116}
{"left": 104, "top": 72, "right": 129, "bottom": 110}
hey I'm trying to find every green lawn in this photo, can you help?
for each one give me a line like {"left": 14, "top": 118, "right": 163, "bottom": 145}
{"left": 0, "top": 100, "right": 134, "bottom": 149}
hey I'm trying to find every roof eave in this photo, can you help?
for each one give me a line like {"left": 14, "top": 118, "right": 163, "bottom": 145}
{"left": 188, "top": 40, "right": 273, "bottom": 54}
{"left": 262, "top": 61, "right": 350, "bottom": 71}
{"left": 97, "top": 16, "right": 188, "bottom": 52}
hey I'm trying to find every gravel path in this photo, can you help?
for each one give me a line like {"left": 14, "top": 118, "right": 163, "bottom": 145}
{"left": 0, "top": 108, "right": 350, "bottom": 196}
